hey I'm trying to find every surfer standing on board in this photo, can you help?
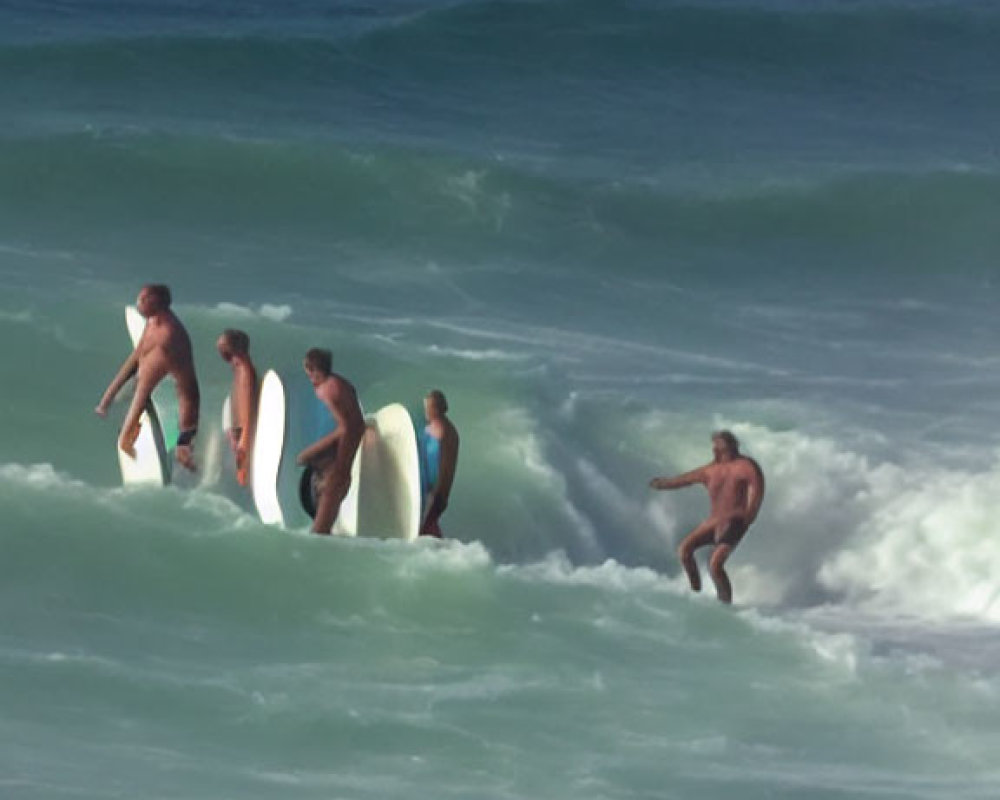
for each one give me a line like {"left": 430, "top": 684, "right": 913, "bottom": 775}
{"left": 296, "top": 348, "right": 365, "bottom": 535}
{"left": 216, "top": 329, "right": 258, "bottom": 486}
{"left": 649, "top": 430, "right": 764, "bottom": 604}
{"left": 95, "top": 284, "right": 201, "bottom": 471}
{"left": 419, "top": 389, "right": 459, "bottom": 538}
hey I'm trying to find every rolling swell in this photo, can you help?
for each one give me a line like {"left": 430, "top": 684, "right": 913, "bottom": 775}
{"left": 1, "top": 131, "right": 997, "bottom": 279}
{"left": 3, "top": 2, "right": 1000, "bottom": 102}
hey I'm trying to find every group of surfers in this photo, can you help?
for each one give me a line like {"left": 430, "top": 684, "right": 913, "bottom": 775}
{"left": 95, "top": 284, "right": 459, "bottom": 538}
{"left": 97, "top": 284, "right": 764, "bottom": 604}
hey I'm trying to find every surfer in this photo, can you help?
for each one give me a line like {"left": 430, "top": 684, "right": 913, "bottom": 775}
{"left": 649, "top": 430, "right": 764, "bottom": 604}
{"left": 296, "top": 348, "right": 365, "bottom": 535}
{"left": 216, "top": 329, "right": 258, "bottom": 486}
{"left": 95, "top": 284, "right": 200, "bottom": 471}
{"left": 419, "top": 389, "right": 459, "bottom": 538}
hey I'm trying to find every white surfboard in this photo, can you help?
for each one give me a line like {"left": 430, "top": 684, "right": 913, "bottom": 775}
{"left": 117, "top": 306, "right": 170, "bottom": 486}
{"left": 356, "top": 403, "right": 421, "bottom": 540}
{"left": 252, "top": 370, "right": 286, "bottom": 526}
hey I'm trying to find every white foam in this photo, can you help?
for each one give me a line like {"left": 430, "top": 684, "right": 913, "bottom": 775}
{"left": 0, "top": 462, "right": 88, "bottom": 491}
{"left": 179, "top": 489, "right": 259, "bottom": 531}
{"left": 209, "top": 302, "right": 293, "bottom": 322}
{"left": 393, "top": 539, "right": 493, "bottom": 578}
{"left": 501, "top": 551, "right": 678, "bottom": 594}
{"left": 424, "top": 344, "right": 530, "bottom": 362}
{"left": 698, "top": 422, "right": 1000, "bottom": 622}
{"left": 740, "top": 609, "right": 862, "bottom": 675}
{"left": 490, "top": 407, "right": 602, "bottom": 557}
{"left": 818, "top": 461, "right": 1000, "bottom": 622}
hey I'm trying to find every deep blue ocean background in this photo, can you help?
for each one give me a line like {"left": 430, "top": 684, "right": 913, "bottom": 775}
{"left": 2, "top": 1, "right": 1000, "bottom": 797}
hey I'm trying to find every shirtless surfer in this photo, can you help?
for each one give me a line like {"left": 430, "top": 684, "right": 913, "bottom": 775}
{"left": 419, "top": 389, "right": 459, "bottom": 538}
{"left": 216, "top": 329, "right": 258, "bottom": 486}
{"left": 95, "top": 284, "right": 200, "bottom": 471}
{"left": 649, "top": 431, "right": 764, "bottom": 604}
{"left": 296, "top": 348, "right": 365, "bottom": 535}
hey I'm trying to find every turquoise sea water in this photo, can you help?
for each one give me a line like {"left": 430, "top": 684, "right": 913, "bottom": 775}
{"left": 2, "top": 1, "right": 1000, "bottom": 797}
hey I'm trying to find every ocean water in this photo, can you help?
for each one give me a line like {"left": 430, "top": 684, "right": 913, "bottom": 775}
{"left": 2, "top": 1, "right": 1000, "bottom": 797}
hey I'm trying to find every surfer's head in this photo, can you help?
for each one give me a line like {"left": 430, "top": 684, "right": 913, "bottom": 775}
{"left": 217, "top": 329, "right": 250, "bottom": 362}
{"left": 138, "top": 284, "right": 171, "bottom": 317}
{"left": 424, "top": 389, "right": 448, "bottom": 420}
{"left": 711, "top": 430, "right": 740, "bottom": 461}
{"left": 303, "top": 348, "right": 332, "bottom": 385}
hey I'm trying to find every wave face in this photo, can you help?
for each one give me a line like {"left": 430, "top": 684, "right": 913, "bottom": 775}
{"left": 2, "top": 465, "right": 999, "bottom": 798}
{"left": 3, "top": 1, "right": 1000, "bottom": 797}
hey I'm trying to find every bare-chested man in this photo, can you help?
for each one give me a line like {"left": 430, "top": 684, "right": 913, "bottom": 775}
{"left": 649, "top": 430, "right": 765, "bottom": 604}
{"left": 419, "top": 389, "right": 459, "bottom": 538}
{"left": 95, "top": 284, "right": 200, "bottom": 471}
{"left": 216, "top": 329, "right": 258, "bottom": 486}
{"left": 296, "top": 348, "right": 365, "bottom": 535}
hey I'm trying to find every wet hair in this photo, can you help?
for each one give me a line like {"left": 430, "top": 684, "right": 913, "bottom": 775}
{"left": 304, "top": 348, "right": 332, "bottom": 375}
{"left": 142, "top": 284, "right": 172, "bottom": 308}
{"left": 712, "top": 430, "right": 740, "bottom": 454}
{"left": 221, "top": 328, "right": 250, "bottom": 354}
{"left": 426, "top": 389, "right": 448, "bottom": 414}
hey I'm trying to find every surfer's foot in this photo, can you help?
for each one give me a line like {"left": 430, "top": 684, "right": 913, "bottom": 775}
{"left": 175, "top": 444, "right": 197, "bottom": 472}
{"left": 119, "top": 420, "right": 142, "bottom": 457}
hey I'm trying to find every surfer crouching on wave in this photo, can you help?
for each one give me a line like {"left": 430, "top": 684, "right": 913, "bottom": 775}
{"left": 216, "top": 329, "right": 258, "bottom": 486}
{"left": 95, "top": 284, "right": 200, "bottom": 471}
{"left": 419, "top": 389, "right": 459, "bottom": 538}
{"left": 296, "top": 348, "right": 365, "bottom": 535}
{"left": 649, "top": 430, "right": 764, "bottom": 604}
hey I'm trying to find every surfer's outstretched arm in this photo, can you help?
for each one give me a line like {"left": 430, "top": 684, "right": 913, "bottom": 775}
{"left": 96, "top": 350, "right": 140, "bottom": 416}
{"left": 649, "top": 465, "right": 708, "bottom": 491}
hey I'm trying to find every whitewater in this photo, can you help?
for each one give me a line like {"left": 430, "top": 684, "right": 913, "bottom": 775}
{"left": 2, "top": 1, "right": 1000, "bottom": 797}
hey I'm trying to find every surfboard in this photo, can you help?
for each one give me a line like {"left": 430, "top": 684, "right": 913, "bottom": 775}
{"left": 356, "top": 403, "right": 421, "bottom": 540}
{"left": 117, "top": 306, "right": 171, "bottom": 486}
{"left": 252, "top": 370, "right": 285, "bottom": 526}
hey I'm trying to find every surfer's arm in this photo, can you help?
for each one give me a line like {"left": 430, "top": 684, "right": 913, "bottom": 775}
{"left": 296, "top": 393, "right": 345, "bottom": 465}
{"left": 435, "top": 429, "right": 460, "bottom": 498}
{"left": 235, "top": 368, "right": 256, "bottom": 454}
{"left": 649, "top": 466, "right": 707, "bottom": 491}
{"left": 296, "top": 429, "right": 342, "bottom": 465}
{"left": 96, "top": 350, "right": 140, "bottom": 415}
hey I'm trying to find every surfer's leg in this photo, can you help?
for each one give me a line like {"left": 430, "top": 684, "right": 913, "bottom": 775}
{"left": 312, "top": 431, "right": 361, "bottom": 534}
{"left": 176, "top": 383, "right": 200, "bottom": 437}
{"left": 174, "top": 377, "right": 200, "bottom": 471}
{"left": 708, "top": 518, "right": 748, "bottom": 604}
{"left": 312, "top": 469, "right": 350, "bottom": 534}
{"left": 419, "top": 493, "right": 448, "bottom": 538}
{"left": 677, "top": 521, "right": 716, "bottom": 593}
{"left": 175, "top": 428, "right": 198, "bottom": 472}
{"left": 708, "top": 543, "right": 735, "bottom": 605}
